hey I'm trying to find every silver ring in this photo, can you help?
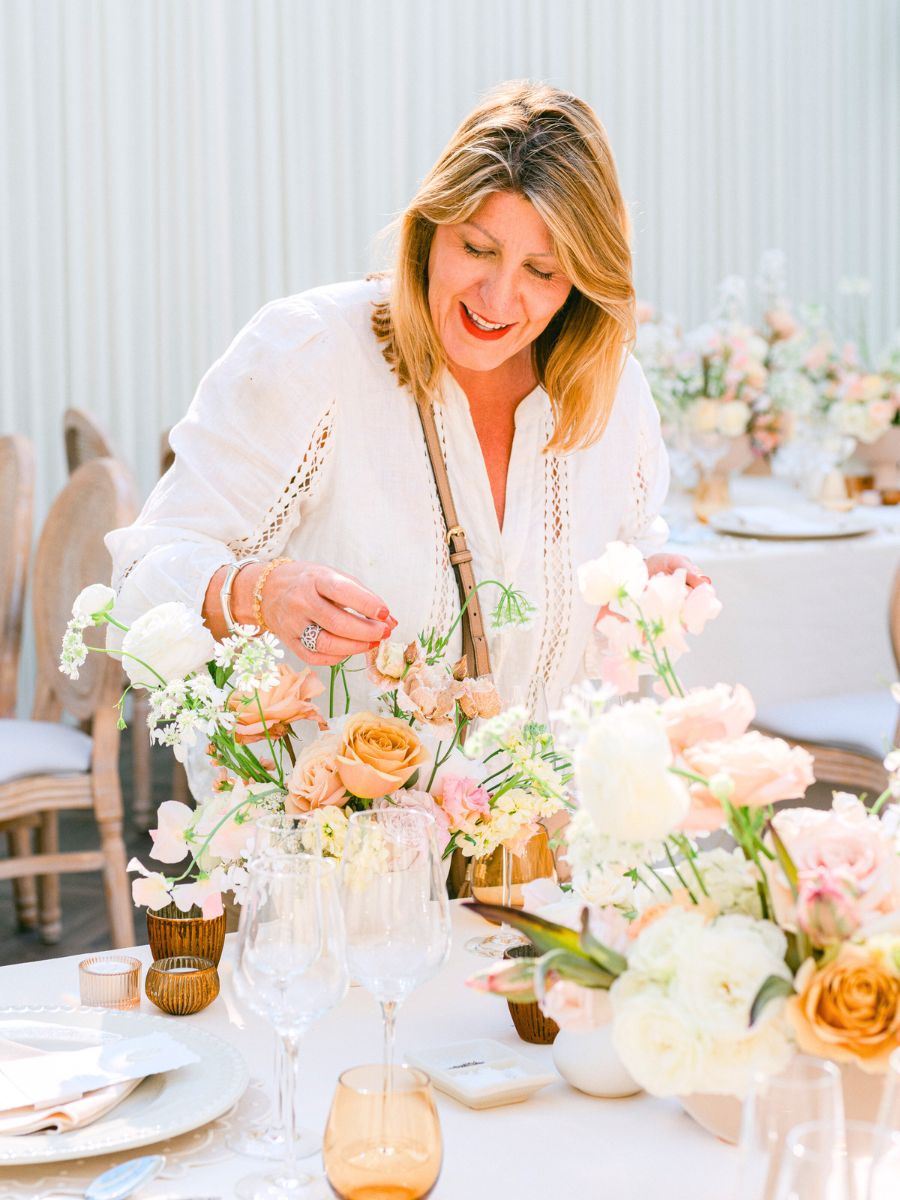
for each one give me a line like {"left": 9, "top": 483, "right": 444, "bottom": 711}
{"left": 300, "top": 622, "right": 322, "bottom": 653}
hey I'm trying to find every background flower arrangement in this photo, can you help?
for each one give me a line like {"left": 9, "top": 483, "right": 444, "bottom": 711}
{"left": 60, "top": 578, "right": 570, "bottom": 918}
{"left": 467, "top": 539, "right": 900, "bottom": 1103}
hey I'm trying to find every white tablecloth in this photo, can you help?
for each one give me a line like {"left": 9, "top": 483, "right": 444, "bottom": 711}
{"left": 0, "top": 904, "right": 736, "bottom": 1199}
{"left": 665, "top": 478, "right": 900, "bottom": 707}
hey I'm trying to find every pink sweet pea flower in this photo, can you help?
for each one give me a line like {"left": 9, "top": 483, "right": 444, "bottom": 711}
{"left": 127, "top": 857, "right": 173, "bottom": 911}
{"left": 148, "top": 800, "right": 194, "bottom": 864}
{"left": 681, "top": 582, "right": 723, "bottom": 635}
{"left": 590, "top": 614, "right": 650, "bottom": 695}
{"left": 640, "top": 570, "right": 691, "bottom": 657}
{"left": 171, "top": 869, "right": 227, "bottom": 919}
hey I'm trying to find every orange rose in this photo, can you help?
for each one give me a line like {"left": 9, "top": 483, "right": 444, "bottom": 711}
{"left": 335, "top": 713, "right": 428, "bottom": 800}
{"left": 286, "top": 734, "right": 347, "bottom": 813}
{"left": 787, "top": 947, "right": 900, "bottom": 1073}
{"left": 229, "top": 665, "right": 326, "bottom": 744}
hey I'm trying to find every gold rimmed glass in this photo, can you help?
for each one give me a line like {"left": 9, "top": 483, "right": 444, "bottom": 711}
{"left": 323, "top": 1065, "right": 442, "bottom": 1200}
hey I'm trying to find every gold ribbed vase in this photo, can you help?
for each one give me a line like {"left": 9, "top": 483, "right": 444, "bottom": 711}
{"left": 146, "top": 903, "right": 226, "bottom": 966}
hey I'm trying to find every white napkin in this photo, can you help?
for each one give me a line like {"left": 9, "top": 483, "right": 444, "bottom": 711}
{"left": 0, "top": 1029, "right": 199, "bottom": 1137}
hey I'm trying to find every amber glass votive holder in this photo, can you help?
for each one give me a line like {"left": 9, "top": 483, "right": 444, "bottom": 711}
{"left": 79, "top": 955, "right": 142, "bottom": 1010}
{"left": 324, "top": 1065, "right": 442, "bottom": 1200}
{"left": 146, "top": 903, "right": 226, "bottom": 966}
{"left": 145, "top": 955, "right": 219, "bottom": 1016}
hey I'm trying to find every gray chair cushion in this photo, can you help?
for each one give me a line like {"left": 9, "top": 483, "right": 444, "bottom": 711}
{"left": 0, "top": 719, "right": 93, "bottom": 785}
{"left": 755, "top": 691, "right": 897, "bottom": 760}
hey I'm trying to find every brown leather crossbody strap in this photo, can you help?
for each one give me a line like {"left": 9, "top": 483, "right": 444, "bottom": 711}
{"left": 416, "top": 400, "right": 493, "bottom": 680}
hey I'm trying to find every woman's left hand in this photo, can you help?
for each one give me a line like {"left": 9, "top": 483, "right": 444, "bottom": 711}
{"left": 644, "top": 552, "right": 711, "bottom": 590}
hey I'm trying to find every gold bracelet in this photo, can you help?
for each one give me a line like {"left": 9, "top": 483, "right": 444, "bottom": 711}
{"left": 252, "top": 557, "right": 291, "bottom": 632}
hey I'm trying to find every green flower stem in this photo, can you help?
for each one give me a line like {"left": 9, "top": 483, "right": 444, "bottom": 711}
{"left": 662, "top": 648, "right": 686, "bottom": 698}
{"left": 646, "top": 864, "right": 673, "bottom": 896}
{"left": 80, "top": 644, "right": 168, "bottom": 689}
{"left": 871, "top": 787, "right": 892, "bottom": 816}
{"left": 253, "top": 692, "right": 285, "bottom": 788}
{"left": 669, "top": 765, "right": 710, "bottom": 787}
{"left": 631, "top": 600, "right": 678, "bottom": 697}
{"left": 663, "top": 841, "right": 697, "bottom": 903}
{"left": 725, "top": 802, "right": 772, "bottom": 920}
{"left": 674, "top": 834, "right": 710, "bottom": 897}
{"left": 425, "top": 713, "right": 469, "bottom": 792}
{"left": 442, "top": 579, "right": 514, "bottom": 649}
{"left": 169, "top": 788, "right": 280, "bottom": 884}
{"left": 328, "top": 666, "right": 338, "bottom": 719}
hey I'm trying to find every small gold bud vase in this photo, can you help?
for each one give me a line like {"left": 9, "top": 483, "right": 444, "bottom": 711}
{"left": 471, "top": 826, "right": 556, "bottom": 909}
{"left": 145, "top": 955, "right": 219, "bottom": 1016}
{"left": 146, "top": 903, "right": 226, "bottom": 966}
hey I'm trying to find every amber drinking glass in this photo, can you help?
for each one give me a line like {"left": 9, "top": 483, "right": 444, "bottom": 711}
{"left": 323, "top": 1066, "right": 442, "bottom": 1200}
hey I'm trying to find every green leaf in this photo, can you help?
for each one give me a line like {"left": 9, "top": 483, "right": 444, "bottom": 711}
{"left": 750, "top": 974, "right": 795, "bottom": 1026}
{"left": 532, "top": 948, "right": 614, "bottom": 996}
{"left": 578, "top": 909, "right": 628, "bottom": 976}
{"left": 463, "top": 902, "right": 588, "bottom": 959}
{"left": 767, "top": 823, "right": 799, "bottom": 899}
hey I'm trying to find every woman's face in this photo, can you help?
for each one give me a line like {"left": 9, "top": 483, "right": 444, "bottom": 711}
{"left": 427, "top": 191, "right": 573, "bottom": 377}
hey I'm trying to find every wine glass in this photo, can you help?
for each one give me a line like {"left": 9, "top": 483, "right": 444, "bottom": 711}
{"left": 773, "top": 1120, "right": 900, "bottom": 1200}
{"left": 737, "top": 1056, "right": 843, "bottom": 1200}
{"left": 233, "top": 854, "right": 348, "bottom": 1200}
{"left": 340, "top": 808, "right": 450, "bottom": 1076}
{"left": 228, "top": 812, "right": 323, "bottom": 1163}
{"left": 323, "top": 1065, "right": 442, "bottom": 1200}
{"left": 877, "top": 1046, "right": 900, "bottom": 1133}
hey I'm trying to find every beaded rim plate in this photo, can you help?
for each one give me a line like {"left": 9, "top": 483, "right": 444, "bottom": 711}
{"left": 708, "top": 508, "right": 876, "bottom": 540}
{"left": 0, "top": 1006, "right": 249, "bottom": 1166}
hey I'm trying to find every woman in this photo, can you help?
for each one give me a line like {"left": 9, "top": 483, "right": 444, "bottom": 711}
{"left": 107, "top": 80, "right": 700, "bottom": 713}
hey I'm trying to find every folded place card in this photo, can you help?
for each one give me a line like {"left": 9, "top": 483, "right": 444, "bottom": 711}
{"left": 0, "top": 1032, "right": 199, "bottom": 1112}
{"left": 407, "top": 1038, "right": 558, "bottom": 1109}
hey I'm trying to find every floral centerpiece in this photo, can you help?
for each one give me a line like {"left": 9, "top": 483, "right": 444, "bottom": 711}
{"left": 60, "top": 579, "right": 569, "bottom": 918}
{"left": 468, "top": 540, "right": 900, "bottom": 1105}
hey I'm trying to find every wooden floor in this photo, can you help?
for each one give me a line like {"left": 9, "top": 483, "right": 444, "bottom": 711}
{"left": 0, "top": 736, "right": 166, "bottom": 966}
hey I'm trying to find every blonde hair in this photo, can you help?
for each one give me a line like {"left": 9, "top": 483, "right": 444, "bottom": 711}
{"left": 372, "top": 79, "right": 635, "bottom": 454}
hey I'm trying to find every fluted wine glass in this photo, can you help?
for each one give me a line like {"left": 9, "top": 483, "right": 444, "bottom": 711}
{"left": 228, "top": 812, "right": 322, "bottom": 1163}
{"left": 233, "top": 853, "right": 348, "bottom": 1199}
{"left": 340, "top": 808, "right": 450, "bottom": 1076}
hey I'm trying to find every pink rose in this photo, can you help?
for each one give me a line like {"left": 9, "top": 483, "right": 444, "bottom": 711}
{"left": 540, "top": 982, "right": 612, "bottom": 1033}
{"left": 681, "top": 732, "right": 814, "bottom": 824}
{"left": 766, "top": 309, "right": 799, "bottom": 340}
{"left": 765, "top": 794, "right": 900, "bottom": 935}
{"left": 659, "top": 684, "right": 755, "bottom": 754}
{"left": 286, "top": 734, "right": 347, "bottom": 813}
{"left": 436, "top": 775, "right": 490, "bottom": 827}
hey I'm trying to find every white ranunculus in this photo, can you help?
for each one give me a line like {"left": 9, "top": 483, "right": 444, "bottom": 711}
{"left": 627, "top": 908, "right": 706, "bottom": 980}
{"left": 716, "top": 399, "right": 751, "bottom": 437}
{"left": 574, "top": 705, "right": 689, "bottom": 843}
{"left": 72, "top": 583, "right": 116, "bottom": 621}
{"left": 121, "top": 601, "right": 216, "bottom": 690}
{"left": 375, "top": 640, "right": 407, "bottom": 680}
{"left": 577, "top": 541, "right": 648, "bottom": 610}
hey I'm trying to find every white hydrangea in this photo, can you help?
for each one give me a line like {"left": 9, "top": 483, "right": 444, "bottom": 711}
{"left": 694, "top": 847, "right": 763, "bottom": 918}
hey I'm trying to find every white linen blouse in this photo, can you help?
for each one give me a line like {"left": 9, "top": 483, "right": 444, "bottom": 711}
{"left": 106, "top": 276, "right": 669, "bottom": 711}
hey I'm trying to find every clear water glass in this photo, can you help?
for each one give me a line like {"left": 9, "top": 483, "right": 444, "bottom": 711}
{"left": 738, "top": 1056, "right": 843, "bottom": 1200}
{"left": 340, "top": 808, "right": 450, "bottom": 1076}
{"left": 233, "top": 854, "right": 348, "bottom": 1199}
{"left": 773, "top": 1120, "right": 900, "bottom": 1200}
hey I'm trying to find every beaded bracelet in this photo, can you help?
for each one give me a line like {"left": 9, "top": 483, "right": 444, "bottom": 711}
{"left": 252, "top": 557, "right": 291, "bottom": 632}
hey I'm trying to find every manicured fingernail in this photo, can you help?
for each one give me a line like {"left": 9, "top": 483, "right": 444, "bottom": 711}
{"left": 376, "top": 606, "right": 390, "bottom": 620}
{"left": 381, "top": 624, "right": 392, "bottom": 639}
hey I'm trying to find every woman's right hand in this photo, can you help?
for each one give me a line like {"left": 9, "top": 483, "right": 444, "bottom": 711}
{"left": 260, "top": 560, "right": 396, "bottom": 667}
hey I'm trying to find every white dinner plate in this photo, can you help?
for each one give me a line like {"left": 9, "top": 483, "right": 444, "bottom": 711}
{"left": 0, "top": 1006, "right": 249, "bottom": 1166}
{"left": 709, "top": 505, "right": 875, "bottom": 540}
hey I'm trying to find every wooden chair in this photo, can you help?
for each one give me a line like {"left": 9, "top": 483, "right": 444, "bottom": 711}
{"left": 754, "top": 568, "right": 900, "bottom": 797}
{"left": 63, "top": 409, "right": 154, "bottom": 830}
{"left": 0, "top": 459, "right": 136, "bottom": 946}
{"left": 0, "top": 435, "right": 39, "bottom": 929}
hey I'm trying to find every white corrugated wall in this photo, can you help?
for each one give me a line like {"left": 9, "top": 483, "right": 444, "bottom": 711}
{"left": 1, "top": 0, "right": 898, "bottom": 703}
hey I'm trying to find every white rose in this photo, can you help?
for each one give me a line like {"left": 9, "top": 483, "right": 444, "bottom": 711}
{"left": 673, "top": 915, "right": 789, "bottom": 1039}
{"left": 72, "top": 583, "right": 116, "bottom": 621}
{"left": 716, "top": 399, "right": 751, "bottom": 437}
{"left": 577, "top": 542, "right": 648, "bottom": 609}
{"left": 627, "top": 908, "right": 706, "bottom": 980}
{"left": 374, "top": 640, "right": 407, "bottom": 680}
{"left": 574, "top": 705, "right": 689, "bottom": 842}
{"left": 688, "top": 398, "right": 720, "bottom": 433}
{"left": 121, "top": 601, "right": 216, "bottom": 690}
{"left": 611, "top": 985, "right": 710, "bottom": 1097}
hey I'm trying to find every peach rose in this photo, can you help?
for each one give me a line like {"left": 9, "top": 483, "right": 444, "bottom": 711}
{"left": 286, "top": 734, "right": 347, "bottom": 813}
{"left": 658, "top": 684, "right": 755, "bottom": 754}
{"left": 681, "top": 732, "right": 814, "bottom": 828}
{"left": 787, "top": 947, "right": 900, "bottom": 1072}
{"left": 229, "top": 665, "right": 326, "bottom": 743}
{"left": 335, "top": 712, "right": 428, "bottom": 800}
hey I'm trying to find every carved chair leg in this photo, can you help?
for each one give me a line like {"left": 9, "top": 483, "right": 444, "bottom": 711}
{"left": 7, "top": 826, "right": 38, "bottom": 930}
{"left": 98, "top": 816, "right": 136, "bottom": 949}
{"left": 37, "top": 812, "right": 62, "bottom": 944}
